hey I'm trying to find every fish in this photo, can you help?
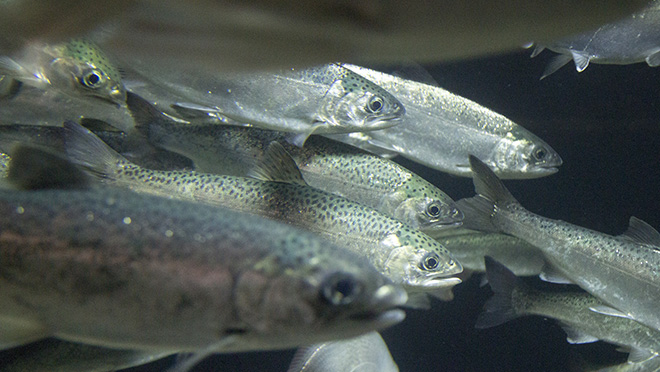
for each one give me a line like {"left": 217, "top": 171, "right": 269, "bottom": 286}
{"left": 0, "top": 145, "right": 407, "bottom": 353}
{"left": 0, "top": 38, "right": 126, "bottom": 105}
{"left": 127, "top": 92, "right": 462, "bottom": 234}
{"left": 1, "top": 338, "right": 169, "bottom": 372}
{"left": 477, "top": 257, "right": 660, "bottom": 365}
{"left": 534, "top": 1, "right": 660, "bottom": 78}
{"left": 95, "top": 0, "right": 648, "bottom": 72}
{"left": 287, "top": 332, "right": 398, "bottom": 372}
{"left": 62, "top": 121, "right": 462, "bottom": 300}
{"left": 432, "top": 228, "right": 545, "bottom": 277}
{"left": 457, "top": 155, "right": 660, "bottom": 332}
{"left": 596, "top": 355, "right": 660, "bottom": 372}
{"left": 126, "top": 63, "right": 404, "bottom": 146}
{"left": 0, "top": 121, "right": 194, "bottom": 171}
{"left": 327, "top": 64, "right": 562, "bottom": 179}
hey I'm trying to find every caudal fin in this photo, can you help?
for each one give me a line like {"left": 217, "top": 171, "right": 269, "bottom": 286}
{"left": 455, "top": 155, "right": 520, "bottom": 232}
{"left": 475, "top": 256, "right": 527, "bottom": 329}
{"left": 7, "top": 144, "right": 90, "bottom": 190}
{"left": 62, "top": 120, "right": 127, "bottom": 181}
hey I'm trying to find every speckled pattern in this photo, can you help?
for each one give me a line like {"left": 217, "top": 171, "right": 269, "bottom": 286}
{"left": 64, "top": 39, "right": 122, "bottom": 84}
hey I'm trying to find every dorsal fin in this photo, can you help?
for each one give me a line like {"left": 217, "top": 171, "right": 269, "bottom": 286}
{"left": 247, "top": 142, "right": 308, "bottom": 186}
{"left": 620, "top": 216, "right": 660, "bottom": 247}
{"left": 7, "top": 144, "right": 90, "bottom": 190}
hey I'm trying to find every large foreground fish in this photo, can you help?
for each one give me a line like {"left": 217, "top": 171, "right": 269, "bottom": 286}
{"left": 287, "top": 332, "right": 398, "bottom": 372}
{"left": 0, "top": 146, "right": 407, "bottom": 353}
{"left": 128, "top": 92, "right": 462, "bottom": 234}
{"left": 458, "top": 155, "right": 660, "bottom": 332}
{"left": 127, "top": 63, "right": 404, "bottom": 146}
{"left": 329, "top": 64, "right": 562, "bottom": 179}
{"left": 63, "top": 121, "right": 462, "bottom": 301}
{"left": 478, "top": 257, "right": 660, "bottom": 365}
{"left": 534, "top": 0, "right": 660, "bottom": 78}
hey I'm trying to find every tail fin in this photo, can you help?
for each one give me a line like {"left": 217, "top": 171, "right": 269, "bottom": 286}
{"left": 62, "top": 120, "right": 127, "bottom": 181}
{"left": 474, "top": 256, "right": 527, "bottom": 329}
{"left": 455, "top": 155, "right": 520, "bottom": 232}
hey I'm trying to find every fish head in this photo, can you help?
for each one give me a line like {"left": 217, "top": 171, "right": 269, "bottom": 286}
{"left": 53, "top": 38, "right": 127, "bottom": 105}
{"left": 488, "top": 130, "right": 562, "bottom": 179}
{"left": 233, "top": 237, "right": 407, "bottom": 342}
{"left": 319, "top": 69, "right": 405, "bottom": 132}
{"left": 393, "top": 196, "right": 464, "bottom": 233}
{"left": 381, "top": 229, "right": 463, "bottom": 289}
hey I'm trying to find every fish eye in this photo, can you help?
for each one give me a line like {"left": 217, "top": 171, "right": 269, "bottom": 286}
{"left": 321, "top": 272, "right": 362, "bottom": 306}
{"left": 367, "top": 96, "right": 384, "bottom": 113}
{"left": 81, "top": 69, "right": 105, "bottom": 89}
{"left": 420, "top": 253, "right": 440, "bottom": 271}
{"left": 533, "top": 147, "right": 547, "bottom": 161}
{"left": 426, "top": 202, "right": 443, "bottom": 218}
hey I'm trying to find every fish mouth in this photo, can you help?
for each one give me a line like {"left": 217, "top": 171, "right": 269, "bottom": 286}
{"left": 420, "top": 276, "right": 462, "bottom": 289}
{"left": 346, "top": 284, "right": 408, "bottom": 326}
{"left": 364, "top": 114, "right": 402, "bottom": 130}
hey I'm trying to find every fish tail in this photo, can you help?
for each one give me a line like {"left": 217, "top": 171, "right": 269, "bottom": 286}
{"left": 455, "top": 155, "right": 520, "bottom": 232}
{"left": 62, "top": 120, "right": 127, "bottom": 181}
{"left": 474, "top": 256, "right": 527, "bottom": 329}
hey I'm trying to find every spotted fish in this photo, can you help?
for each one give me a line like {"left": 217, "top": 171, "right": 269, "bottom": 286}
{"left": 0, "top": 38, "right": 126, "bottom": 105}
{"left": 127, "top": 92, "right": 462, "bottom": 234}
{"left": 62, "top": 121, "right": 462, "bottom": 299}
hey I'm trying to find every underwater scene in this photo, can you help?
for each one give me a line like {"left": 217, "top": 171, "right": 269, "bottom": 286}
{"left": 1, "top": 1, "right": 660, "bottom": 372}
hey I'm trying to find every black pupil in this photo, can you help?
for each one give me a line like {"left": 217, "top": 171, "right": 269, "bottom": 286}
{"left": 428, "top": 204, "right": 440, "bottom": 216}
{"left": 87, "top": 72, "right": 100, "bottom": 85}
{"left": 324, "top": 275, "right": 356, "bottom": 305}
{"left": 536, "top": 149, "right": 546, "bottom": 160}
{"left": 425, "top": 256, "right": 438, "bottom": 269}
{"left": 370, "top": 99, "right": 382, "bottom": 111}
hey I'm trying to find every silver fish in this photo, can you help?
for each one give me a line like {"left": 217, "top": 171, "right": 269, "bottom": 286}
{"left": 127, "top": 92, "right": 462, "bottom": 234}
{"left": 1, "top": 339, "right": 169, "bottom": 372}
{"left": 62, "top": 121, "right": 462, "bottom": 298}
{"left": 126, "top": 63, "right": 404, "bottom": 146}
{"left": 478, "top": 257, "right": 660, "bottom": 365}
{"left": 0, "top": 38, "right": 126, "bottom": 105}
{"left": 458, "top": 155, "right": 660, "bottom": 332}
{"left": 287, "top": 332, "right": 398, "bottom": 372}
{"left": 534, "top": 1, "right": 660, "bottom": 79}
{"left": 0, "top": 145, "right": 407, "bottom": 353}
{"left": 432, "top": 228, "right": 545, "bottom": 277}
{"left": 327, "top": 64, "right": 562, "bottom": 179}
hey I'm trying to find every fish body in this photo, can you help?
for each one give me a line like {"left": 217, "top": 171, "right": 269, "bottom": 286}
{"left": 329, "top": 64, "right": 562, "bottom": 179}
{"left": 537, "top": 1, "right": 660, "bottom": 78}
{"left": 0, "top": 38, "right": 126, "bottom": 105}
{"left": 458, "top": 156, "right": 660, "bottom": 331}
{"left": 478, "top": 258, "right": 660, "bottom": 364}
{"left": 1, "top": 339, "right": 169, "bottom": 372}
{"left": 128, "top": 92, "right": 462, "bottom": 234}
{"left": 287, "top": 332, "right": 398, "bottom": 372}
{"left": 63, "top": 121, "right": 462, "bottom": 294}
{"left": 0, "top": 182, "right": 406, "bottom": 352}
{"left": 432, "top": 228, "right": 545, "bottom": 277}
{"left": 127, "top": 63, "right": 404, "bottom": 145}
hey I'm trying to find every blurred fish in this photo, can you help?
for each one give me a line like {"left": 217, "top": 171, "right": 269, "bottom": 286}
{"left": 1, "top": 338, "right": 169, "bottom": 372}
{"left": 478, "top": 257, "right": 660, "bottom": 365}
{"left": 128, "top": 92, "right": 462, "bottom": 234}
{"left": 0, "top": 121, "right": 193, "bottom": 171}
{"left": 97, "top": 0, "right": 648, "bottom": 72}
{"left": 127, "top": 63, "right": 404, "bottom": 146}
{"left": 596, "top": 355, "right": 660, "bottom": 372}
{"left": 287, "top": 332, "right": 398, "bottom": 372}
{"left": 0, "top": 84, "right": 135, "bottom": 130}
{"left": 328, "top": 64, "right": 562, "bottom": 179}
{"left": 0, "top": 38, "right": 126, "bottom": 105}
{"left": 0, "top": 145, "right": 407, "bottom": 353}
{"left": 62, "top": 121, "right": 462, "bottom": 300}
{"left": 534, "top": 1, "right": 660, "bottom": 78}
{"left": 431, "top": 228, "right": 545, "bottom": 277}
{"left": 458, "top": 155, "right": 660, "bottom": 332}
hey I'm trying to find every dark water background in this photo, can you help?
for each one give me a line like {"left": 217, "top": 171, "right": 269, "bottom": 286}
{"left": 6, "top": 49, "right": 660, "bottom": 371}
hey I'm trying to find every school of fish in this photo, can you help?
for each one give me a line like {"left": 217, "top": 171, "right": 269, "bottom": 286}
{"left": 0, "top": 2, "right": 659, "bottom": 371}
